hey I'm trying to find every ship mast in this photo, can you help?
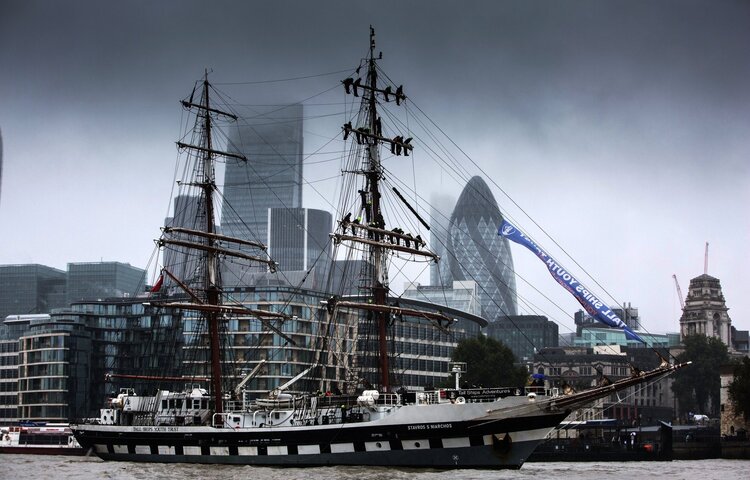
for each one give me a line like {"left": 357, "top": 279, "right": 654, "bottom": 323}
{"left": 366, "top": 29, "right": 391, "bottom": 391}
{"left": 332, "top": 28, "right": 448, "bottom": 392}
{"left": 201, "top": 74, "right": 224, "bottom": 414}
{"left": 172, "top": 72, "right": 250, "bottom": 414}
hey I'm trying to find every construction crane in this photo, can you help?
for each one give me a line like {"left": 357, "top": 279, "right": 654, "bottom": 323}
{"left": 672, "top": 274, "right": 685, "bottom": 309}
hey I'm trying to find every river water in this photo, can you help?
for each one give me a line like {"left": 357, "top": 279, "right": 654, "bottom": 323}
{"left": 2, "top": 455, "right": 747, "bottom": 480}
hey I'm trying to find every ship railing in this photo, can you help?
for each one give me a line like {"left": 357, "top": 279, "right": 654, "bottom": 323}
{"left": 224, "top": 400, "right": 243, "bottom": 412}
{"left": 375, "top": 393, "right": 401, "bottom": 406}
{"left": 132, "top": 414, "right": 156, "bottom": 426}
{"left": 312, "top": 394, "right": 361, "bottom": 408}
{"left": 416, "top": 391, "right": 440, "bottom": 405}
{"left": 439, "top": 386, "right": 553, "bottom": 404}
{"left": 526, "top": 385, "right": 546, "bottom": 395}
{"left": 212, "top": 412, "right": 234, "bottom": 428}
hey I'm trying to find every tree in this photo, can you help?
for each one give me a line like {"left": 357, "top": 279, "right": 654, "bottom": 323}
{"left": 451, "top": 335, "right": 528, "bottom": 388}
{"left": 728, "top": 356, "right": 750, "bottom": 421}
{"left": 671, "top": 335, "right": 729, "bottom": 417}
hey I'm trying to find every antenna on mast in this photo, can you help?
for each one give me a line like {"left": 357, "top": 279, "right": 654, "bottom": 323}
{"left": 704, "top": 242, "right": 709, "bottom": 275}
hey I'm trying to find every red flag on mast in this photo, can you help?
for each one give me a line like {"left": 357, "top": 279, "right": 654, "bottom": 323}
{"left": 150, "top": 274, "right": 164, "bottom": 293}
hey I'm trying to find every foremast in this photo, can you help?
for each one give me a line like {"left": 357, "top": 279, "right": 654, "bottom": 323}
{"left": 162, "top": 72, "right": 284, "bottom": 415}
{"left": 201, "top": 74, "right": 223, "bottom": 415}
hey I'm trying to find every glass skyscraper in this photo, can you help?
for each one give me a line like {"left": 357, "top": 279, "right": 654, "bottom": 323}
{"left": 485, "top": 315, "right": 558, "bottom": 363}
{"left": 402, "top": 280, "right": 481, "bottom": 317}
{"left": 444, "top": 176, "right": 517, "bottom": 321}
{"left": 429, "top": 193, "right": 455, "bottom": 287}
{"left": 163, "top": 194, "right": 206, "bottom": 290}
{"left": 66, "top": 262, "right": 145, "bottom": 304}
{"left": 221, "top": 104, "right": 304, "bottom": 245}
{"left": 268, "top": 207, "right": 331, "bottom": 280}
{"left": 0, "top": 264, "right": 67, "bottom": 320}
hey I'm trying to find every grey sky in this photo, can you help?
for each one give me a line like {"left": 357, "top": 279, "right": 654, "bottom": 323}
{"left": 1, "top": 0, "right": 748, "bottom": 337}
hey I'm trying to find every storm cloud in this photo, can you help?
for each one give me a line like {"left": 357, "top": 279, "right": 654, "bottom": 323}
{"left": 1, "top": 0, "right": 748, "bottom": 335}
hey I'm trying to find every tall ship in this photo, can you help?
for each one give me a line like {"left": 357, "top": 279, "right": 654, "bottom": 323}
{"left": 71, "top": 30, "right": 687, "bottom": 469}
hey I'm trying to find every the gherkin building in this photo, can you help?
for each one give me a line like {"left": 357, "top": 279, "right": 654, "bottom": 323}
{"left": 442, "top": 176, "right": 517, "bottom": 321}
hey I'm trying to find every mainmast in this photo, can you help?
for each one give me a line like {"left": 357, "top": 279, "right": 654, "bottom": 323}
{"left": 366, "top": 29, "right": 391, "bottom": 391}
{"left": 333, "top": 28, "right": 446, "bottom": 392}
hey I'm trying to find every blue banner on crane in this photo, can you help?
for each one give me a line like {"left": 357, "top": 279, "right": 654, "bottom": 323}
{"left": 498, "top": 220, "right": 646, "bottom": 344}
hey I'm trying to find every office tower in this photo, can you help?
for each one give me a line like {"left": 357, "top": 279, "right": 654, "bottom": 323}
{"left": 268, "top": 207, "right": 331, "bottom": 279}
{"left": 66, "top": 262, "right": 145, "bottom": 304}
{"left": 402, "top": 280, "right": 481, "bottom": 317}
{"left": 221, "top": 104, "right": 303, "bottom": 245}
{"left": 485, "top": 315, "right": 558, "bottom": 363}
{"left": 328, "top": 259, "right": 369, "bottom": 296}
{"left": 429, "top": 193, "right": 456, "bottom": 287}
{"left": 163, "top": 194, "right": 204, "bottom": 289}
{"left": 0, "top": 264, "right": 67, "bottom": 320}
{"left": 575, "top": 303, "right": 641, "bottom": 333}
{"left": 445, "top": 176, "right": 517, "bottom": 321}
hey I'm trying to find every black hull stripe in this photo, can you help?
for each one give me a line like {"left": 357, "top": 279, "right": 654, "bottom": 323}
{"left": 75, "top": 412, "right": 569, "bottom": 468}
{"left": 91, "top": 441, "right": 544, "bottom": 469}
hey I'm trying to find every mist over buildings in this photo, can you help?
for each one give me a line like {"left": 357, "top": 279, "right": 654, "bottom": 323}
{"left": 0, "top": 0, "right": 748, "bottom": 334}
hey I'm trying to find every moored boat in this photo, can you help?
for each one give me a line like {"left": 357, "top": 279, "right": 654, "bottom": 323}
{"left": 1, "top": 423, "right": 84, "bottom": 456}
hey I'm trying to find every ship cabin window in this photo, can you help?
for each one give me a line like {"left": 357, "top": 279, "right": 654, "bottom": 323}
{"left": 161, "top": 400, "right": 167, "bottom": 409}
{"left": 165, "top": 399, "right": 183, "bottom": 410}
